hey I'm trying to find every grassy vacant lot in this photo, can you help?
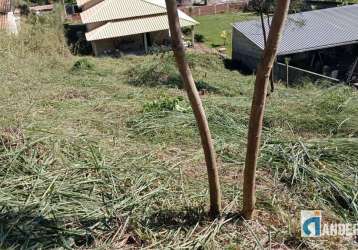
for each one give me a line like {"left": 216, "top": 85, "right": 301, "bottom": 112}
{"left": 195, "top": 12, "right": 256, "bottom": 54}
{"left": 0, "top": 14, "right": 357, "bottom": 249}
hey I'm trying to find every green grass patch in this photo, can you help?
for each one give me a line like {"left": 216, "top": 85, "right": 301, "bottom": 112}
{"left": 262, "top": 138, "right": 358, "bottom": 220}
{"left": 195, "top": 12, "right": 257, "bottom": 55}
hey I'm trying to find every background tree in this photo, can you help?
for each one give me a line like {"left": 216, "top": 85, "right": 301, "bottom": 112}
{"left": 242, "top": 0, "right": 291, "bottom": 220}
{"left": 249, "top": 0, "right": 304, "bottom": 13}
{"left": 165, "top": 0, "right": 222, "bottom": 217}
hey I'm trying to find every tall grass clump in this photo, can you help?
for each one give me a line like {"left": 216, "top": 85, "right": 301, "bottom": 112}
{"left": 266, "top": 85, "right": 358, "bottom": 137}
{"left": 262, "top": 138, "right": 358, "bottom": 220}
{"left": 0, "top": 4, "right": 69, "bottom": 59}
{"left": 127, "top": 54, "right": 180, "bottom": 87}
{"left": 71, "top": 58, "right": 95, "bottom": 72}
{"left": 127, "top": 100, "right": 250, "bottom": 145}
{"left": 305, "top": 86, "right": 357, "bottom": 136}
{"left": 0, "top": 134, "right": 164, "bottom": 249}
{"left": 126, "top": 53, "right": 223, "bottom": 93}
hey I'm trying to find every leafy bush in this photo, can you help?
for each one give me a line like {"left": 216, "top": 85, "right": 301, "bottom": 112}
{"left": 127, "top": 56, "right": 178, "bottom": 87}
{"left": 64, "top": 24, "right": 93, "bottom": 55}
{"left": 71, "top": 58, "right": 95, "bottom": 72}
{"left": 195, "top": 80, "right": 219, "bottom": 93}
{"left": 181, "top": 27, "right": 192, "bottom": 36}
{"left": 194, "top": 33, "right": 205, "bottom": 43}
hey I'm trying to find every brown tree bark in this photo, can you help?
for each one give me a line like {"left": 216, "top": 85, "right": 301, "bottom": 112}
{"left": 260, "top": 6, "right": 275, "bottom": 93}
{"left": 165, "top": 0, "right": 222, "bottom": 217}
{"left": 242, "top": 0, "right": 290, "bottom": 220}
{"left": 266, "top": 11, "right": 276, "bottom": 93}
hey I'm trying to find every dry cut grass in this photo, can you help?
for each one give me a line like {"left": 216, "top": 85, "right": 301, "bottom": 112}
{"left": 0, "top": 11, "right": 357, "bottom": 249}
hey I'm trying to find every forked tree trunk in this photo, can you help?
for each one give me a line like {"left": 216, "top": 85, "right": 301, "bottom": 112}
{"left": 165, "top": 0, "right": 222, "bottom": 217}
{"left": 242, "top": 0, "right": 290, "bottom": 220}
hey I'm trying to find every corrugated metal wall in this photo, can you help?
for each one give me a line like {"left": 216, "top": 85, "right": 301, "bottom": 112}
{"left": 232, "top": 28, "right": 262, "bottom": 71}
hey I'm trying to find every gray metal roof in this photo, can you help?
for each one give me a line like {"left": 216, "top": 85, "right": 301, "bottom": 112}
{"left": 233, "top": 4, "right": 358, "bottom": 55}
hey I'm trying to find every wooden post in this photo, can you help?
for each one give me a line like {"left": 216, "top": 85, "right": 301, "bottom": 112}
{"left": 143, "top": 33, "right": 148, "bottom": 54}
{"left": 347, "top": 56, "right": 358, "bottom": 84}
{"left": 91, "top": 41, "right": 99, "bottom": 57}
{"left": 191, "top": 25, "right": 195, "bottom": 48}
{"left": 286, "top": 62, "right": 289, "bottom": 86}
{"left": 272, "top": 60, "right": 275, "bottom": 83}
{"left": 285, "top": 57, "right": 291, "bottom": 87}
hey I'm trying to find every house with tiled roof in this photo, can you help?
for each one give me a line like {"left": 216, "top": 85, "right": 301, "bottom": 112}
{"left": 77, "top": 0, "right": 198, "bottom": 56}
{"left": 0, "top": 0, "right": 18, "bottom": 34}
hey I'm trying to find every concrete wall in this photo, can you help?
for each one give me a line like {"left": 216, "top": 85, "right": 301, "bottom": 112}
{"left": 92, "top": 34, "right": 144, "bottom": 56}
{"left": 232, "top": 28, "right": 262, "bottom": 72}
{"left": 91, "top": 38, "right": 116, "bottom": 56}
{"left": 148, "top": 30, "right": 170, "bottom": 46}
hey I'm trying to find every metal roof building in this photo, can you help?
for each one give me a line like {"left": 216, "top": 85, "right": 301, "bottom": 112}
{"left": 233, "top": 4, "right": 358, "bottom": 56}
{"left": 77, "top": 0, "right": 198, "bottom": 56}
{"left": 232, "top": 4, "right": 358, "bottom": 84}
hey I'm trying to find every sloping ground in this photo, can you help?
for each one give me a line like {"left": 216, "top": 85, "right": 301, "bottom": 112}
{"left": 0, "top": 18, "right": 357, "bottom": 249}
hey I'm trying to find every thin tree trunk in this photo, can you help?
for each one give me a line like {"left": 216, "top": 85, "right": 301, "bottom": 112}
{"left": 266, "top": 11, "right": 276, "bottom": 92}
{"left": 260, "top": 8, "right": 267, "bottom": 48}
{"left": 242, "top": 0, "right": 290, "bottom": 220}
{"left": 165, "top": 0, "right": 222, "bottom": 217}
{"left": 260, "top": 7, "right": 275, "bottom": 93}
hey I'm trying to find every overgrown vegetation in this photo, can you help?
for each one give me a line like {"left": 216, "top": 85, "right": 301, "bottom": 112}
{"left": 71, "top": 58, "right": 95, "bottom": 72}
{"left": 0, "top": 6, "right": 67, "bottom": 58}
{"left": 194, "top": 33, "right": 206, "bottom": 43}
{"left": 127, "top": 53, "right": 222, "bottom": 94}
{"left": 262, "top": 139, "right": 358, "bottom": 220}
{"left": 0, "top": 10, "right": 357, "bottom": 249}
{"left": 142, "top": 96, "right": 187, "bottom": 113}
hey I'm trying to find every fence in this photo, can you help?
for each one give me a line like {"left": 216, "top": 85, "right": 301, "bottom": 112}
{"left": 179, "top": 2, "right": 248, "bottom": 16}
{"left": 274, "top": 62, "right": 341, "bottom": 85}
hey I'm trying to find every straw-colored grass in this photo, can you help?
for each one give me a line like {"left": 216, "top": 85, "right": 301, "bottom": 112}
{"left": 0, "top": 11, "right": 357, "bottom": 249}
